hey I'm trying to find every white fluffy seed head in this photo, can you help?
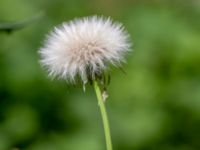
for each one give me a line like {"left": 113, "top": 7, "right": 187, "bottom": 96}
{"left": 39, "top": 16, "right": 131, "bottom": 83}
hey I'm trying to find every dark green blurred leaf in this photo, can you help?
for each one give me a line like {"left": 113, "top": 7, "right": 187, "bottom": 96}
{"left": 0, "top": 13, "right": 44, "bottom": 33}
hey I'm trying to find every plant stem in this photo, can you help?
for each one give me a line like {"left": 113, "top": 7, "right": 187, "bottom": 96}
{"left": 93, "top": 80, "right": 113, "bottom": 150}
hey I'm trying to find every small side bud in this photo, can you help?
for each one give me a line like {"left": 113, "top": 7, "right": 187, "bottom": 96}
{"left": 102, "top": 90, "right": 109, "bottom": 102}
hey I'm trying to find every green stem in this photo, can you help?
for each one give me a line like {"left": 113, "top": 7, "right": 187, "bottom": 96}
{"left": 93, "top": 80, "right": 113, "bottom": 150}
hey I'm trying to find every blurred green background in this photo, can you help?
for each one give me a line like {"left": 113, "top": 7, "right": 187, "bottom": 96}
{"left": 0, "top": 0, "right": 200, "bottom": 150}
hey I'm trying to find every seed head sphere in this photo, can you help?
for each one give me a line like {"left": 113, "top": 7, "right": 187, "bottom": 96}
{"left": 39, "top": 16, "right": 131, "bottom": 83}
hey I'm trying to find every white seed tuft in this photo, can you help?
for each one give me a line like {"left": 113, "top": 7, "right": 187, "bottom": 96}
{"left": 39, "top": 16, "right": 131, "bottom": 83}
